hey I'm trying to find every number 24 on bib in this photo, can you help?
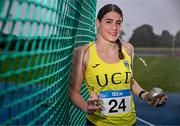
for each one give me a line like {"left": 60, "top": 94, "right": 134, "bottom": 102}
{"left": 100, "top": 89, "right": 131, "bottom": 116}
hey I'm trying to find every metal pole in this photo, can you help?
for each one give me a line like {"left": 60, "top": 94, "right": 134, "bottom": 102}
{"left": 172, "top": 35, "right": 175, "bottom": 56}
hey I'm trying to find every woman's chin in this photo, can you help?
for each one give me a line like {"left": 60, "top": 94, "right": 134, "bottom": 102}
{"left": 108, "top": 38, "right": 118, "bottom": 42}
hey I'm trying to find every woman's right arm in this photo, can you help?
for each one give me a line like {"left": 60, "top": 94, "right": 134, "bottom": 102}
{"left": 69, "top": 46, "right": 88, "bottom": 113}
{"left": 69, "top": 45, "right": 100, "bottom": 114}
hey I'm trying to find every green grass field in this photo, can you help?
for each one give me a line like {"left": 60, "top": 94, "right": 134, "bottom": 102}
{"left": 0, "top": 55, "right": 46, "bottom": 84}
{"left": 134, "top": 56, "right": 180, "bottom": 93}
{"left": 1, "top": 55, "right": 180, "bottom": 93}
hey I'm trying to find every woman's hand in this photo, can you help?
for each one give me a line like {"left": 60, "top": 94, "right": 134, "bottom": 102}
{"left": 142, "top": 91, "right": 168, "bottom": 107}
{"left": 87, "top": 92, "right": 100, "bottom": 115}
{"left": 148, "top": 94, "right": 167, "bottom": 107}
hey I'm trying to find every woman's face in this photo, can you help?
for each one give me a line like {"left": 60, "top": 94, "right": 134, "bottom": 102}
{"left": 96, "top": 11, "right": 122, "bottom": 42}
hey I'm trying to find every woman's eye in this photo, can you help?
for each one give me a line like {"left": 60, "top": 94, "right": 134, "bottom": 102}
{"left": 106, "top": 21, "right": 112, "bottom": 23}
{"left": 117, "top": 22, "right": 122, "bottom": 25}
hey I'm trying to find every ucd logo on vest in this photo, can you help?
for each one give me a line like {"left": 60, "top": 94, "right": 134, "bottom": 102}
{"left": 95, "top": 72, "right": 131, "bottom": 87}
{"left": 123, "top": 60, "right": 129, "bottom": 68}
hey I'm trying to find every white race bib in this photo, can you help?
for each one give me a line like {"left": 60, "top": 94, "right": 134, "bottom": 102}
{"left": 100, "top": 89, "right": 131, "bottom": 116}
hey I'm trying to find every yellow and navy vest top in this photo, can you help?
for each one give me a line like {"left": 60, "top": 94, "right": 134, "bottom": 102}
{"left": 84, "top": 42, "right": 136, "bottom": 126}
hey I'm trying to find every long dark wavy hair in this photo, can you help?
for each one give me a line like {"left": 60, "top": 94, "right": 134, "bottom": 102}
{"left": 97, "top": 4, "right": 124, "bottom": 59}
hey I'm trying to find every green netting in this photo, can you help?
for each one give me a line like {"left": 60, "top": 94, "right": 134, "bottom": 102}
{"left": 0, "top": 0, "right": 96, "bottom": 125}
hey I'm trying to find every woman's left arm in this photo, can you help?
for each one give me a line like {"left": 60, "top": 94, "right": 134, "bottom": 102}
{"left": 125, "top": 42, "right": 167, "bottom": 107}
{"left": 122, "top": 42, "right": 145, "bottom": 96}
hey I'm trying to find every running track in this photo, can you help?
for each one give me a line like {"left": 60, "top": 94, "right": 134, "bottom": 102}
{"left": 135, "top": 93, "right": 180, "bottom": 125}
{"left": 0, "top": 83, "right": 180, "bottom": 125}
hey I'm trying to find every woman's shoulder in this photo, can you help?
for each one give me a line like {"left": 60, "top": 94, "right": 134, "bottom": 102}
{"left": 73, "top": 43, "right": 92, "bottom": 63}
{"left": 122, "top": 41, "right": 134, "bottom": 57}
{"left": 73, "top": 43, "right": 92, "bottom": 69}
{"left": 74, "top": 43, "right": 91, "bottom": 55}
{"left": 122, "top": 41, "right": 134, "bottom": 49}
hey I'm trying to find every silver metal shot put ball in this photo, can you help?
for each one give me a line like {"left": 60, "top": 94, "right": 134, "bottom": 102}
{"left": 148, "top": 87, "right": 164, "bottom": 101}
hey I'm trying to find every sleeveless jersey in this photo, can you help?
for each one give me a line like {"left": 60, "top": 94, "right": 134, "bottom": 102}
{"left": 84, "top": 42, "right": 136, "bottom": 126}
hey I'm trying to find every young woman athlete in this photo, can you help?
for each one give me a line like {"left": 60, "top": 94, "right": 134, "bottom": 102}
{"left": 69, "top": 4, "right": 167, "bottom": 126}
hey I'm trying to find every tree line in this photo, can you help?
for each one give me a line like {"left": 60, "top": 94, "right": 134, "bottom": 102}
{"left": 128, "top": 24, "right": 180, "bottom": 47}
{"left": 1, "top": 24, "right": 180, "bottom": 52}
{"left": 0, "top": 33, "right": 57, "bottom": 51}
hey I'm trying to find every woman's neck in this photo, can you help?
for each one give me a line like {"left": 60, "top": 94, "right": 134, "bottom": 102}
{"left": 95, "top": 38, "right": 117, "bottom": 51}
{"left": 95, "top": 38, "right": 120, "bottom": 64}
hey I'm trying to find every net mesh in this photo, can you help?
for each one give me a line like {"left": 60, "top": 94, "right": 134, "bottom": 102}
{"left": 0, "top": 0, "right": 96, "bottom": 125}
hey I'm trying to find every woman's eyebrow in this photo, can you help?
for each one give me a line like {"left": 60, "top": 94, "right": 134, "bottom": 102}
{"left": 105, "top": 18, "right": 122, "bottom": 22}
{"left": 105, "top": 18, "right": 113, "bottom": 21}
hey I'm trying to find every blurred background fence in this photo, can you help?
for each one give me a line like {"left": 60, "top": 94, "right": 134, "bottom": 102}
{"left": 0, "top": 0, "right": 96, "bottom": 125}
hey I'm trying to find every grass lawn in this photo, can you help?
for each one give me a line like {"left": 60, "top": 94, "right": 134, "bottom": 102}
{"left": 0, "top": 55, "right": 47, "bottom": 83}
{"left": 1, "top": 53, "right": 180, "bottom": 93}
{"left": 134, "top": 56, "right": 180, "bottom": 93}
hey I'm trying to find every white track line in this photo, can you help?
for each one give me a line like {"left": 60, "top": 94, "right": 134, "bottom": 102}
{"left": 137, "top": 117, "right": 155, "bottom": 126}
